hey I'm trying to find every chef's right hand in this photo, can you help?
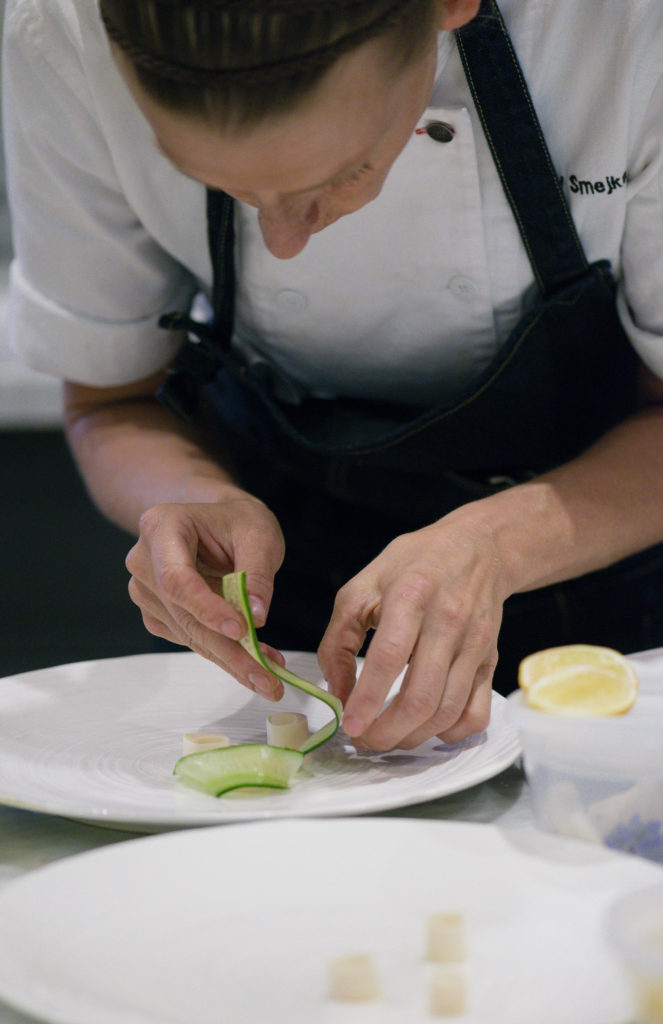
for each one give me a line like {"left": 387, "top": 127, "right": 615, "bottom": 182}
{"left": 125, "top": 493, "right": 287, "bottom": 700}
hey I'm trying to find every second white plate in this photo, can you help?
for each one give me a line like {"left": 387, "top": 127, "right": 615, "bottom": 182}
{"left": 0, "top": 818, "right": 660, "bottom": 1024}
{"left": 0, "top": 652, "right": 520, "bottom": 829}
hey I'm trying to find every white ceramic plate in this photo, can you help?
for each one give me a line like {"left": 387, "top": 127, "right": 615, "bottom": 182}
{"left": 0, "top": 652, "right": 519, "bottom": 830}
{"left": 0, "top": 818, "right": 660, "bottom": 1024}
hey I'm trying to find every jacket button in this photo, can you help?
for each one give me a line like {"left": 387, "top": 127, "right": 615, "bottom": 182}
{"left": 276, "top": 289, "right": 308, "bottom": 310}
{"left": 422, "top": 121, "right": 456, "bottom": 143}
{"left": 448, "top": 275, "right": 478, "bottom": 300}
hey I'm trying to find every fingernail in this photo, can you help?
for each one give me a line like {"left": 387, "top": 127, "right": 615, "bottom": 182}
{"left": 249, "top": 596, "right": 267, "bottom": 624}
{"left": 342, "top": 714, "right": 364, "bottom": 737}
{"left": 221, "top": 619, "right": 241, "bottom": 640}
{"left": 249, "top": 671, "right": 276, "bottom": 698}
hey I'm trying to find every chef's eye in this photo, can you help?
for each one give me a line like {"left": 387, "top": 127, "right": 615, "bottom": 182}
{"left": 345, "top": 164, "right": 372, "bottom": 183}
{"left": 325, "top": 162, "right": 373, "bottom": 192}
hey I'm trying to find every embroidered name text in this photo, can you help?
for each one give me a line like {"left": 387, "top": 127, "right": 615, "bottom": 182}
{"left": 560, "top": 172, "right": 629, "bottom": 197}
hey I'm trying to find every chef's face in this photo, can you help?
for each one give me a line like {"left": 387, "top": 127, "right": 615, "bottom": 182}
{"left": 117, "top": 3, "right": 477, "bottom": 259}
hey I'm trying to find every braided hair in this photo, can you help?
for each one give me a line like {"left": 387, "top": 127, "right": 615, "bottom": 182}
{"left": 99, "top": 0, "right": 441, "bottom": 128}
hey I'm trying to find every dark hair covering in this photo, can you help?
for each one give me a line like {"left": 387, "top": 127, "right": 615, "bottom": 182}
{"left": 99, "top": 0, "right": 442, "bottom": 128}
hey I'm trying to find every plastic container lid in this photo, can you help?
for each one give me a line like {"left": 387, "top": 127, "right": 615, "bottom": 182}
{"left": 507, "top": 689, "right": 663, "bottom": 777}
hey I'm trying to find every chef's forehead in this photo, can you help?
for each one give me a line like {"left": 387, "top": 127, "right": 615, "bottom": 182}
{"left": 99, "top": 0, "right": 442, "bottom": 132}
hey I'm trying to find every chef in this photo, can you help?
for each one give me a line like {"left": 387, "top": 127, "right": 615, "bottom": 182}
{"left": 4, "top": 0, "right": 663, "bottom": 750}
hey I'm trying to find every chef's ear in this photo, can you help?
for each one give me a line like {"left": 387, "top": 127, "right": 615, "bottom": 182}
{"left": 437, "top": 0, "right": 481, "bottom": 31}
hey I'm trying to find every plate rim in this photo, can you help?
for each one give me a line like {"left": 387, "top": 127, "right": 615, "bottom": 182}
{"left": 0, "top": 652, "right": 521, "bottom": 829}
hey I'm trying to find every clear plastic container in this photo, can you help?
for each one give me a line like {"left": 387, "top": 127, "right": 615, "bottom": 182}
{"left": 606, "top": 884, "right": 663, "bottom": 1023}
{"left": 507, "top": 680, "right": 663, "bottom": 862}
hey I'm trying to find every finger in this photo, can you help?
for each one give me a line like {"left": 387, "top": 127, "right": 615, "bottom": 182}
{"left": 354, "top": 632, "right": 453, "bottom": 750}
{"left": 131, "top": 509, "right": 247, "bottom": 640}
{"left": 238, "top": 565, "right": 280, "bottom": 629}
{"left": 437, "top": 667, "right": 493, "bottom": 744}
{"left": 254, "top": 643, "right": 286, "bottom": 701}
{"left": 397, "top": 657, "right": 495, "bottom": 749}
{"left": 339, "top": 577, "right": 428, "bottom": 739}
{"left": 260, "top": 642, "right": 286, "bottom": 668}
{"left": 130, "top": 571, "right": 285, "bottom": 700}
{"left": 318, "top": 583, "right": 372, "bottom": 705}
{"left": 128, "top": 575, "right": 181, "bottom": 641}
{"left": 154, "top": 552, "right": 247, "bottom": 640}
{"left": 360, "top": 590, "right": 499, "bottom": 750}
{"left": 140, "top": 609, "right": 179, "bottom": 644}
{"left": 318, "top": 642, "right": 359, "bottom": 705}
{"left": 138, "top": 605, "right": 274, "bottom": 697}
{"left": 231, "top": 510, "right": 285, "bottom": 628}
{"left": 129, "top": 573, "right": 210, "bottom": 653}
{"left": 172, "top": 601, "right": 285, "bottom": 699}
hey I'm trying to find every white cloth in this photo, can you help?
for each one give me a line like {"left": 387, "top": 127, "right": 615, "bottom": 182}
{"left": 3, "top": 0, "right": 663, "bottom": 405}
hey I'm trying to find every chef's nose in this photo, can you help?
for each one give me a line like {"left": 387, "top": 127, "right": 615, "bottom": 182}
{"left": 257, "top": 197, "right": 321, "bottom": 259}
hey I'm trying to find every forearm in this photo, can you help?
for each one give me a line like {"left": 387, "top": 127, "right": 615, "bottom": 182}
{"left": 63, "top": 375, "right": 245, "bottom": 535}
{"left": 460, "top": 401, "right": 663, "bottom": 595}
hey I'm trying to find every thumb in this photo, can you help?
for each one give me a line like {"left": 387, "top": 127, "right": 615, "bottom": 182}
{"left": 239, "top": 565, "right": 277, "bottom": 629}
{"left": 230, "top": 502, "right": 285, "bottom": 628}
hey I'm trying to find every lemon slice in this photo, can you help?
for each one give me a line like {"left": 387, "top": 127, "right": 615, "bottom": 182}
{"left": 518, "top": 643, "right": 632, "bottom": 690}
{"left": 518, "top": 644, "right": 638, "bottom": 716}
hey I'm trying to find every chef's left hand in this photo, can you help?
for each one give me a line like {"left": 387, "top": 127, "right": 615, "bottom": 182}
{"left": 317, "top": 509, "right": 509, "bottom": 750}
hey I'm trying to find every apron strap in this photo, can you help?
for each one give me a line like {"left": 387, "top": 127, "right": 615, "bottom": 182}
{"left": 455, "top": 0, "right": 588, "bottom": 296}
{"left": 207, "top": 188, "right": 236, "bottom": 345}
{"left": 156, "top": 189, "right": 235, "bottom": 421}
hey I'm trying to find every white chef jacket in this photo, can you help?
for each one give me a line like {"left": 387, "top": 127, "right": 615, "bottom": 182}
{"left": 3, "top": 0, "right": 663, "bottom": 406}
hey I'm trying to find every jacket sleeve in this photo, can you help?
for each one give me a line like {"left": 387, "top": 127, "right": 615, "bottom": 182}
{"left": 616, "top": 4, "right": 663, "bottom": 380}
{"left": 2, "top": 0, "right": 196, "bottom": 385}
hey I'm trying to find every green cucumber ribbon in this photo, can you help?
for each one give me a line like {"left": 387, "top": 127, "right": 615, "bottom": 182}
{"left": 221, "top": 571, "right": 343, "bottom": 753}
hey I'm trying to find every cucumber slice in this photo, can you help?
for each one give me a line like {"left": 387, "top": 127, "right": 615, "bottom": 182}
{"left": 221, "top": 571, "right": 343, "bottom": 753}
{"left": 174, "top": 743, "right": 304, "bottom": 796}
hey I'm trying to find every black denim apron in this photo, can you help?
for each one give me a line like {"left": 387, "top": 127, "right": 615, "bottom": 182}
{"left": 157, "top": 0, "right": 663, "bottom": 690}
